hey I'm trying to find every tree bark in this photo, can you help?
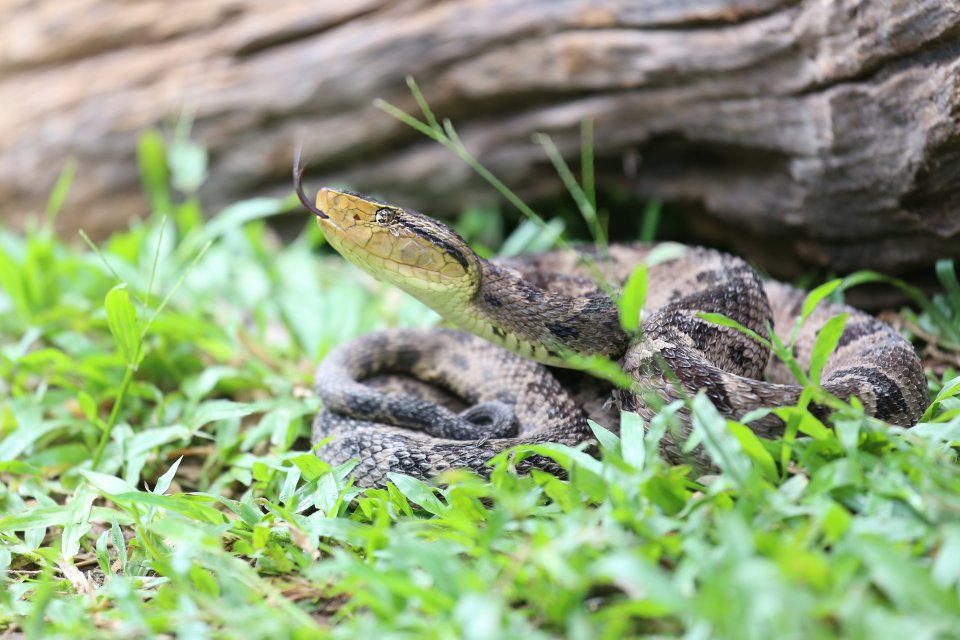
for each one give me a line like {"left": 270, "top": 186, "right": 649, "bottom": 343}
{"left": 1, "top": 0, "right": 958, "bottom": 277}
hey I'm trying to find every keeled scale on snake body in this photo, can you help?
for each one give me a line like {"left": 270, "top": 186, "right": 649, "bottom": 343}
{"left": 294, "top": 171, "right": 929, "bottom": 487}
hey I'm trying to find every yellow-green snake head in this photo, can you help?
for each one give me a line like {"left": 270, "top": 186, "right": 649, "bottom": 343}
{"left": 296, "top": 178, "right": 481, "bottom": 313}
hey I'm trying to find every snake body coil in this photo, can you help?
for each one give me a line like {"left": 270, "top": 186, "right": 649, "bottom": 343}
{"left": 296, "top": 182, "right": 928, "bottom": 487}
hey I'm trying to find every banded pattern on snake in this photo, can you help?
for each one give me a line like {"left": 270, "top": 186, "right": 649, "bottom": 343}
{"left": 295, "top": 179, "right": 928, "bottom": 487}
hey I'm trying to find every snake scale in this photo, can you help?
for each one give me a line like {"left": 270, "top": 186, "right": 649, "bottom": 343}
{"left": 295, "top": 175, "right": 928, "bottom": 487}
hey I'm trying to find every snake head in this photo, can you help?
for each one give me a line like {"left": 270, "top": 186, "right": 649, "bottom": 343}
{"left": 294, "top": 160, "right": 480, "bottom": 310}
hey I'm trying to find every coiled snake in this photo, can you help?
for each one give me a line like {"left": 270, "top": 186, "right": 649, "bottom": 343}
{"left": 295, "top": 177, "right": 928, "bottom": 487}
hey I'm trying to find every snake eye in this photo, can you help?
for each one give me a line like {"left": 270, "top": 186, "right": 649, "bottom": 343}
{"left": 375, "top": 208, "right": 397, "bottom": 225}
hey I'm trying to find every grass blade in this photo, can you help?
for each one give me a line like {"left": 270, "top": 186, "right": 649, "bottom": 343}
{"left": 697, "top": 312, "right": 771, "bottom": 349}
{"left": 640, "top": 200, "right": 661, "bottom": 242}
{"left": 42, "top": 159, "right": 77, "bottom": 231}
{"left": 935, "top": 259, "right": 960, "bottom": 314}
{"left": 533, "top": 132, "right": 606, "bottom": 248}
{"left": 581, "top": 118, "right": 595, "bottom": 213}
{"left": 138, "top": 129, "right": 173, "bottom": 216}
{"left": 809, "top": 312, "right": 848, "bottom": 384}
{"left": 105, "top": 284, "right": 142, "bottom": 368}
{"left": 619, "top": 264, "right": 648, "bottom": 333}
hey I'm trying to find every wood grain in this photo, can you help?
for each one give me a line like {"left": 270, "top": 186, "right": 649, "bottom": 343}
{"left": 1, "top": 0, "right": 958, "bottom": 276}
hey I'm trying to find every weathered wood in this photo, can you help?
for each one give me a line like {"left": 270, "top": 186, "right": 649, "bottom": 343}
{"left": 1, "top": 0, "right": 958, "bottom": 277}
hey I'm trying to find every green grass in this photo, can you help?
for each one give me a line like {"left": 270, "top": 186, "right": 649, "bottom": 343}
{"left": 1, "top": 124, "right": 960, "bottom": 639}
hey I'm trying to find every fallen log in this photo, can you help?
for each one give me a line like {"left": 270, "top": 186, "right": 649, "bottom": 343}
{"left": 1, "top": 0, "right": 958, "bottom": 278}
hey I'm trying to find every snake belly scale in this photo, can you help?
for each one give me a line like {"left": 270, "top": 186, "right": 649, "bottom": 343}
{"left": 295, "top": 176, "right": 928, "bottom": 487}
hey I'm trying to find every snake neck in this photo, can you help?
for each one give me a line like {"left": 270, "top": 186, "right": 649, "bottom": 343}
{"left": 451, "top": 260, "right": 629, "bottom": 367}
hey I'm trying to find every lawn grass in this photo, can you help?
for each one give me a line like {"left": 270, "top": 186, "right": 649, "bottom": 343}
{"left": 1, "top": 126, "right": 960, "bottom": 639}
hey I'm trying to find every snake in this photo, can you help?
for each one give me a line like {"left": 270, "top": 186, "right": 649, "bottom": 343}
{"left": 293, "top": 173, "right": 929, "bottom": 487}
